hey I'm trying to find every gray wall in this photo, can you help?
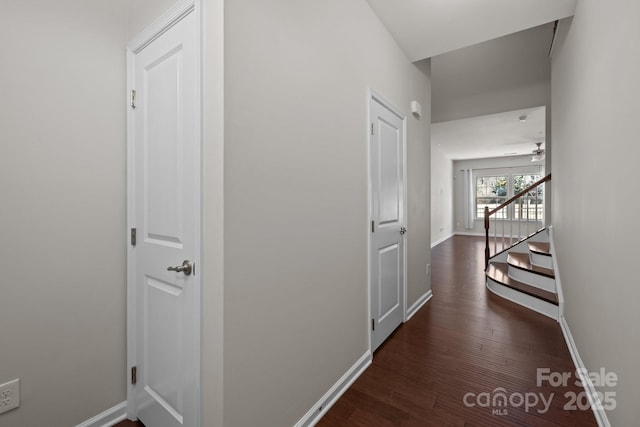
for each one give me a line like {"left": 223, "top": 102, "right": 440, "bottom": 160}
{"left": 223, "top": 1, "right": 431, "bottom": 425}
{"left": 431, "top": 23, "right": 553, "bottom": 124}
{"left": 431, "top": 146, "right": 453, "bottom": 246}
{"left": 128, "top": 0, "right": 180, "bottom": 37}
{"left": 551, "top": 1, "right": 640, "bottom": 424}
{"left": 0, "top": 1, "right": 128, "bottom": 425}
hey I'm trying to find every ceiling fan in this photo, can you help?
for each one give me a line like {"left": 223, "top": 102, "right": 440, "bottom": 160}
{"left": 531, "top": 142, "right": 545, "bottom": 162}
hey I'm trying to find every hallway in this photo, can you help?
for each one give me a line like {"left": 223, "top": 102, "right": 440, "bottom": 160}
{"left": 318, "top": 236, "right": 597, "bottom": 426}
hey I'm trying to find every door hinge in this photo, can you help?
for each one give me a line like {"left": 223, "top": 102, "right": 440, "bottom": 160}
{"left": 130, "top": 89, "right": 136, "bottom": 109}
{"left": 371, "top": 123, "right": 375, "bottom": 135}
{"left": 131, "top": 228, "right": 137, "bottom": 246}
{"left": 371, "top": 221, "right": 375, "bottom": 233}
{"left": 131, "top": 366, "right": 137, "bottom": 385}
{"left": 372, "top": 318, "right": 375, "bottom": 331}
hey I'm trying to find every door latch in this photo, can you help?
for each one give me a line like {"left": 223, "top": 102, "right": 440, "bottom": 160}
{"left": 167, "top": 260, "right": 193, "bottom": 276}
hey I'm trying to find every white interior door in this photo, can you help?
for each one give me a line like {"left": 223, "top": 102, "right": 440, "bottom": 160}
{"left": 128, "top": 8, "right": 200, "bottom": 427}
{"left": 369, "top": 95, "right": 406, "bottom": 352}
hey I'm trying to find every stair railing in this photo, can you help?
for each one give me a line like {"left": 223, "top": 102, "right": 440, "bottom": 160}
{"left": 484, "top": 174, "right": 551, "bottom": 269}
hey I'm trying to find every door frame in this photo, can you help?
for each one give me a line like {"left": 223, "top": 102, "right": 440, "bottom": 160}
{"left": 126, "top": 0, "right": 202, "bottom": 421}
{"left": 366, "top": 89, "right": 408, "bottom": 354}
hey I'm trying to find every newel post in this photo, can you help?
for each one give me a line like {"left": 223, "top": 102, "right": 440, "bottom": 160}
{"left": 484, "top": 206, "right": 490, "bottom": 270}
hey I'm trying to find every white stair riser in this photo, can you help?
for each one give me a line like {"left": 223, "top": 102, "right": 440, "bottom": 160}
{"left": 486, "top": 278, "right": 558, "bottom": 320}
{"left": 530, "top": 252, "right": 553, "bottom": 269}
{"left": 508, "top": 266, "right": 556, "bottom": 293}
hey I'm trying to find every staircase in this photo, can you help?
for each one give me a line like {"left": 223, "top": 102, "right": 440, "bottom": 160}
{"left": 483, "top": 174, "right": 561, "bottom": 320}
{"left": 485, "top": 228, "right": 560, "bottom": 320}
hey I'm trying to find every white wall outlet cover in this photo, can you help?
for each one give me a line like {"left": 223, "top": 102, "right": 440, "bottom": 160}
{"left": 0, "top": 379, "right": 20, "bottom": 414}
{"left": 411, "top": 100, "right": 421, "bottom": 118}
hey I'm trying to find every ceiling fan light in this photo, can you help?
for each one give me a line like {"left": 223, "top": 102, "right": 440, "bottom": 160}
{"left": 531, "top": 142, "right": 545, "bottom": 162}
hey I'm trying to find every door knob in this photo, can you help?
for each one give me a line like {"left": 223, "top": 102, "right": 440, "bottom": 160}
{"left": 167, "top": 260, "right": 193, "bottom": 276}
{"left": 400, "top": 227, "right": 407, "bottom": 235}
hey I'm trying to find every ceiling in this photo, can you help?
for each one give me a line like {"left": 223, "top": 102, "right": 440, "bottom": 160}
{"left": 366, "top": 0, "right": 576, "bottom": 61}
{"left": 365, "top": 1, "right": 564, "bottom": 161}
{"left": 431, "top": 23, "right": 553, "bottom": 124}
{"left": 431, "top": 106, "right": 545, "bottom": 160}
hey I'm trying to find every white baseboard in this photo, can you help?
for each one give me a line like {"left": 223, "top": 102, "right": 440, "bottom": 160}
{"left": 406, "top": 290, "right": 433, "bottom": 321}
{"left": 294, "top": 351, "right": 372, "bottom": 427}
{"left": 75, "top": 401, "right": 127, "bottom": 427}
{"left": 559, "top": 316, "right": 611, "bottom": 427}
{"left": 431, "top": 233, "right": 454, "bottom": 248}
{"left": 454, "top": 231, "right": 484, "bottom": 237}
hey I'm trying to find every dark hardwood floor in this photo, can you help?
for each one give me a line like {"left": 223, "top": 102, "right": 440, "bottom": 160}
{"left": 116, "top": 236, "right": 596, "bottom": 426}
{"left": 317, "top": 235, "right": 596, "bottom": 426}
{"left": 115, "top": 420, "right": 143, "bottom": 427}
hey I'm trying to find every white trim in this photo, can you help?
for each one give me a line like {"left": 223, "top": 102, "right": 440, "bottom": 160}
{"left": 365, "top": 88, "right": 372, "bottom": 354}
{"left": 559, "top": 316, "right": 611, "bottom": 427}
{"left": 128, "top": 0, "right": 196, "bottom": 53}
{"left": 402, "top": 103, "right": 408, "bottom": 324}
{"left": 406, "top": 290, "right": 433, "bottom": 321}
{"left": 193, "top": 4, "right": 204, "bottom": 426}
{"left": 431, "top": 233, "right": 454, "bottom": 248}
{"left": 454, "top": 231, "right": 484, "bottom": 237}
{"left": 75, "top": 402, "right": 127, "bottom": 427}
{"left": 370, "top": 89, "right": 405, "bottom": 120}
{"left": 294, "top": 351, "right": 372, "bottom": 427}
{"left": 125, "top": 48, "right": 137, "bottom": 418}
{"left": 547, "top": 226, "right": 564, "bottom": 318}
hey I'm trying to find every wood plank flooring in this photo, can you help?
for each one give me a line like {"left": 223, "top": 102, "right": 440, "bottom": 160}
{"left": 116, "top": 236, "right": 596, "bottom": 426}
{"left": 317, "top": 235, "right": 596, "bottom": 426}
{"left": 115, "top": 420, "right": 143, "bottom": 427}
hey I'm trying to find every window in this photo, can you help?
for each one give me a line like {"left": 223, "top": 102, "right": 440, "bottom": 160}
{"left": 476, "top": 175, "right": 508, "bottom": 219}
{"left": 513, "top": 174, "right": 543, "bottom": 220}
{"left": 476, "top": 174, "right": 543, "bottom": 220}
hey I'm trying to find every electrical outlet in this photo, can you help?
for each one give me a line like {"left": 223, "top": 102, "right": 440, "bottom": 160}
{"left": 426, "top": 264, "right": 431, "bottom": 276}
{"left": 0, "top": 379, "right": 19, "bottom": 415}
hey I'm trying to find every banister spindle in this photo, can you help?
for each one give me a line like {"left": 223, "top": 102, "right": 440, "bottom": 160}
{"left": 509, "top": 204, "right": 513, "bottom": 247}
{"left": 534, "top": 188, "right": 538, "bottom": 226}
{"left": 493, "top": 215, "right": 497, "bottom": 255}
{"left": 501, "top": 209, "right": 505, "bottom": 252}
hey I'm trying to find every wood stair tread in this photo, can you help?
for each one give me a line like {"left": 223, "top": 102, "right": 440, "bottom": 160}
{"left": 487, "top": 263, "right": 558, "bottom": 305}
{"left": 507, "top": 252, "right": 555, "bottom": 278}
{"left": 528, "top": 242, "right": 551, "bottom": 256}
